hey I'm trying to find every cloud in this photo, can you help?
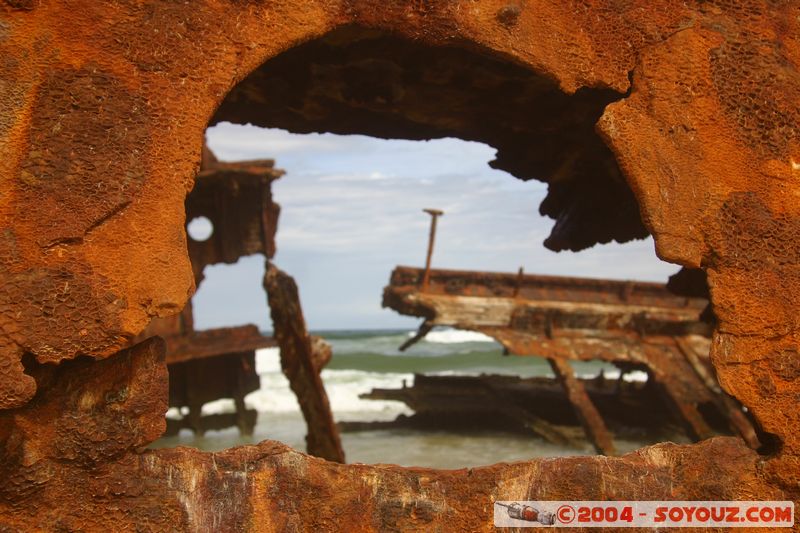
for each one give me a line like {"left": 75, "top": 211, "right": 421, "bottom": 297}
{"left": 194, "top": 126, "right": 679, "bottom": 330}
{"left": 206, "top": 123, "right": 351, "bottom": 157}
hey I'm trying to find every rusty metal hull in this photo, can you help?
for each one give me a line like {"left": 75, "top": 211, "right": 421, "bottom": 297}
{"left": 383, "top": 266, "right": 759, "bottom": 454}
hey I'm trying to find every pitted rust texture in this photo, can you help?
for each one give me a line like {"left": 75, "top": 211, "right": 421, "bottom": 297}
{"left": 383, "top": 266, "right": 759, "bottom": 454}
{"left": 0, "top": 342, "right": 787, "bottom": 531}
{"left": 20, "top": 66, "right": 150, "bottom": 249}
{"left": 0, "top": 0, "right": 798, "bottom": 529}
{"left": 0, "top": 338, "right": 168, "bottom": 481}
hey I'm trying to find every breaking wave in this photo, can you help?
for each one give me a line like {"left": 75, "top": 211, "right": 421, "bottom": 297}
{"left": 416, "top": 328, "right": 496, "bottom": 344}
{"left": 207, "top": 333, "right": 631, "bottom": 419}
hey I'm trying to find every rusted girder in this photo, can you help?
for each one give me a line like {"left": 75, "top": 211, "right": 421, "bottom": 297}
{"left": 383, "top": 266, "right": 759, "bottom": 451}
{"left": 548, "top": 357, "right": 616, "bottom": 455}
{"left": 160, "top": 325, "right": 278, "bottom": 365}
{"left": 265, "top": 263, "right": 346, "bottom": 463}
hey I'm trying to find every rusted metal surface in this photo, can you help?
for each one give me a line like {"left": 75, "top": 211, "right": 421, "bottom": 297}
{"left": 186, "top": 146, "right": 284, "bottom": 283}
{"left": 421, "top": 208, "right": 444, "bottom": 291}
{"left": 386, "top": 266, "right": 710, "bottom": 319}
{"left": 161, "top": 325, "right": 277, "bottom": 365}
{"left": 166, "top": 350, "right": 260, "bottom": 436}
{"left": 383, "top": 266, "right": 759, "bottom": 453}
{"left": 1, "top": 1, "right": 799, "bottom": 529}
{"left": 264, "top": 264, "right": 346, "bottom": 463}
{"left": 548, "top": 357, "right": 616, "bottom": 455}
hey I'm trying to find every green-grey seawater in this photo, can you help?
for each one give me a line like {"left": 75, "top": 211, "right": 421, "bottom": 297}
{"left": 151, "top": 328, "right": 656, "bottom": 466}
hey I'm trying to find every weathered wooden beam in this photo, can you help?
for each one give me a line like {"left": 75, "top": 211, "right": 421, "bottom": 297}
{"left": 264, "top": 263, "right": 345, "bottom": 463}
{"left": 548, "top": 358, "right": 616, "bottom": 455}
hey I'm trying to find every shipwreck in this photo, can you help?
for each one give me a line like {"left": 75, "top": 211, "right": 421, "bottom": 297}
{"left": 137, "top": 146, "right": 344, "bottom": 461}
{"left": 380, "top": 264, "right": 758, "bottom": 455}
{"left": 1, "top": 1, "right": 799, "bottom": 531}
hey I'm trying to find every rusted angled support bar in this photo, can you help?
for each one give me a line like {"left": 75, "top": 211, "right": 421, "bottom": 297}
{"left": 674, "top": 337, "right": 760, "bottom": 448}
{"left": 264, "top": 263, "right": 345, "bottom": 463}
{"left": 548, "top": 358, "right": 616, "bottom": 456}
{"left": 399, "top": 320, "right": 434, "bottom": 352}
{"left": 658, "top": 383, "right": 715, "bottom": 441}
{"left": 644, "top": 345, "right": 716, "bottom": 442}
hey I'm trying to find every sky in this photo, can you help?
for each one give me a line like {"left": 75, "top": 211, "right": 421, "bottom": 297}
{"left": 192, "top": 123, "right": 678, "bottom": 331}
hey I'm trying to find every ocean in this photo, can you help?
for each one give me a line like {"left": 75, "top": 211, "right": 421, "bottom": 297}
{"left": 151, "top": 329, "right": 655, "bottom": 467}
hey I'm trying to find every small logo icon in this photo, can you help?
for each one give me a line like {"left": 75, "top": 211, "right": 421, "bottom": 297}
{"left": 557, "top": 504, "right": 576, "bottom": 524}
{"left": 496, "top": 502, "right": 556, "bottom": 525}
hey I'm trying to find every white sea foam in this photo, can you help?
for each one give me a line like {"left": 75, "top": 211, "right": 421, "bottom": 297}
{"left": 576, "top": 369, "right": 649, "bottom": 383}
{"left": 195, "top": 344, "right": 645, "bottom": 422}
{"left": 417, "top": 329, "right": 496, "bottom": 344}
{"left": 241, "top": 347, "right": 413, "bottom": 419}
{"left": 255, "top": 347, "right": 281, "bottom": 374}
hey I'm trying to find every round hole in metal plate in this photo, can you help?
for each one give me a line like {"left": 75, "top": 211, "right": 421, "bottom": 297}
{"left": 187, "top": 216, "right": 214, "bottom": 242}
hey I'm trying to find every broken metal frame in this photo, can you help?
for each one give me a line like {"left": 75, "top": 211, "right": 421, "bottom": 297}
{"left": 383, "top": 265, "right": 759, "bottom": 455}
{"left": 354, "top": 372, "right": 678, "bottom": 447}
{"left": 139, "top": 146, "right": 345, "bottom": 462}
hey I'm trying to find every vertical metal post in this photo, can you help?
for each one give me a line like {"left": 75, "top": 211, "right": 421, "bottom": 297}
{"left": 421, "top": 208, "right": 444, "bottom": 291}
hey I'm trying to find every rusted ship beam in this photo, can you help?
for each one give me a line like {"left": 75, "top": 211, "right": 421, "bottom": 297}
{"left": 483, "top": 330, "right": 730, "bottom": 442}
{"left": 383, "top": 266, "right": 758, "bottom": 450}
{"left": 548, "top": 358, "right": 616, "bottom": 455}
{"left": 353, "top": 372, "right": 687, "bottom": 446}
{"left": 673, "top": 336, "right": 760, "bottom": 447}
{"left": 161, "top": 325, "right": 278, "bottom": 365}
{"left": 265, "top": 263, "right": 345, "bottom": 463}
